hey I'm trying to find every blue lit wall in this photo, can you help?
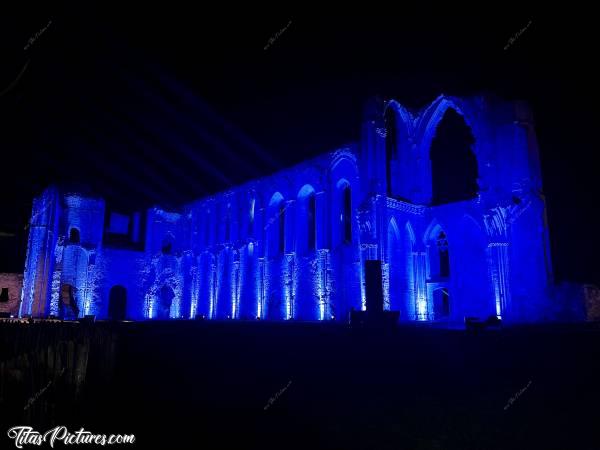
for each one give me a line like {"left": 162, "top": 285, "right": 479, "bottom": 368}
{"left": 20, "top": 95, "right": 556, "bottom": 323}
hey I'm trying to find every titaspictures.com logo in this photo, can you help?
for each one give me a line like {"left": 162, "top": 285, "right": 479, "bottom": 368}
{"left": 7, "top": 426, "right": 135, "bottom": 448}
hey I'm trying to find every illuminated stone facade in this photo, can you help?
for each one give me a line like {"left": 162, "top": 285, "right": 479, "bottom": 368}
{"left": 20, "top": 95, "right": 554, "bottom": 323}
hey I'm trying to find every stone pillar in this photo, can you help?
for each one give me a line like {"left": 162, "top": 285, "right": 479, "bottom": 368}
{"left": 414, "top": 251, "right": 428, "bottom": 320}
{"left": 21, "top": 188, "right": 61, "bottom": 318}
{"left": 488, "top": 242, "right": 511, "bottom": 318}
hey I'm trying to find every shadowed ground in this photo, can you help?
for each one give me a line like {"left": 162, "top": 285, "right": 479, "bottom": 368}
{"left": 2, "top": 321, "right": 600, "bottom": 449}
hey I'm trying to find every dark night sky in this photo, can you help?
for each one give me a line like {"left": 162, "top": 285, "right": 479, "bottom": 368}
{"left": 1, "top": 6, "right": 599, "bottom": 285}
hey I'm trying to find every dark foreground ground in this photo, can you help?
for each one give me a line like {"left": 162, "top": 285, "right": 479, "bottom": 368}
{"left": 1, "top": 320, "right": 600, "bottom": 449}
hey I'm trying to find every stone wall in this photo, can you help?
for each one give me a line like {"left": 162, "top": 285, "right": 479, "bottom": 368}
{"left": 0, "top": 273, "right": 23, "bottom": 317}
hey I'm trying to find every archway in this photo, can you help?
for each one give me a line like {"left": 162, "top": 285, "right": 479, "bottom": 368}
{"left": 342, "top": 183, "right": 352, "bottom": 244}
{"left": 59, "top": 283, "right": 79, "bottom": 319}
{"left": 333, "top": 179, "right": 353, "bottom": 247}
{"left": 158, "top": 285, "right": 174, "bottom": 319}
{"left": 69, "top": 227, "right": 80, "bottom": 244}
{"left": 457, "top": 216, "right": 495, "bottom": 319}
{"left": 108, "top": 285, "right": 127, "bottom": 320}
{"left": 267, "top": 192, "right": 285, "bottom": 257}
{"left": 429, "top": 109, "right": 478, "bottom": 205}
{"left": 427, "top": 226, "right": 450, "bottom": 280}
{"left": 433, "top": 287, "right": 450, "bottom": 319}
{"left": 388, "top": 219, "right": 418, "bottom": 320}
{"left": 161, "top": 233, "right": 174, "bottom": 255}
{"left": 297, "top": 185, "right": 317, "bottom": 254}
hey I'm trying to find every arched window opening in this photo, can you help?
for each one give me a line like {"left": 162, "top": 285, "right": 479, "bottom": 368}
{"left": 343, "top": 185, "right": 352, "bottom": 243}
{"left": 430, "top": 109, "right": 478, "bottom": 205}
{"left": 267, "top": 193, "right": 285, "bottom": 257}
{"left": 307, "top": 194, "right": 316, "bottom": 251}
{"left": 384, "top": 107, "right": 397, "bottom": 195}
{"left": 297, "top": 185, "right": 317, "bottom": 253}
{"left": 278, "top": 202, "right": 286, "bottom": 254}
{"left": 69, "top": 227, "right": 80, "bottom": 244}
{"left": 162, "top": 236, "right": 173, "bottom": 255}
{"left": 204, "top": 210, "right": 211, "bottom": 247}
{"left": 248, "top": 197, "right": 255, "bottom": 236}
{"left": 225, "top": 203, "right": 231, "bottom": 242}
{"left": 437, "top": 231, "right": 450, "bottom": 278}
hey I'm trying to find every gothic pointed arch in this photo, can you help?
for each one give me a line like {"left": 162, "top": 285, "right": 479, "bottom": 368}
{"left": 267, "top": 192, "right": 285, "bottom": 257}
{"left": 297, "top": 184, "right": 317, "bottom": 253}
{"left": 429, "top": 108, "right": 478, "bottom": 204}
